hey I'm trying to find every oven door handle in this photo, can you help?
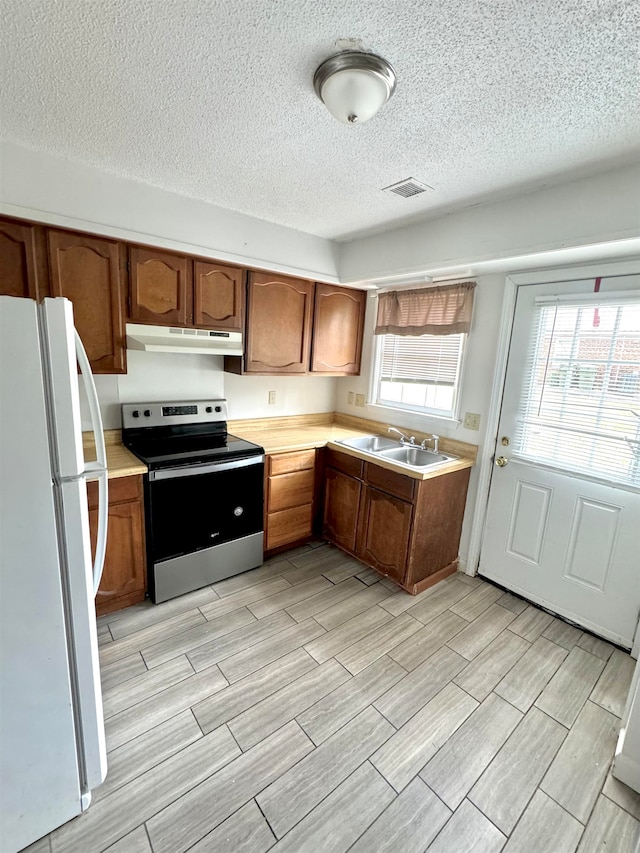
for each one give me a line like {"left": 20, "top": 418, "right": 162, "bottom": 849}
{"left": 149, "top": 454, "right": 265, "bottom": 481}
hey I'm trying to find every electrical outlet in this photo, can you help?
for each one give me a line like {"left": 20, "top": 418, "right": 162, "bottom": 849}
{"left": 268, "top": 390, "right": 276, "bottom": 405}
{"left": 355, "top": 393, "right": 365, "bottom": 408}
{"left": 463, "top": 412, "right": 481, "bottom": 430}
{"left": 347, "top": 391, "right": 354, "bottom": 404}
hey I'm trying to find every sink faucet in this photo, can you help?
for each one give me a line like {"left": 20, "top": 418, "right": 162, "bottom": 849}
{"left": 420, "top": 434, "right": 440, "bottom": 453}
{"left": 388, "top": 426, "right": 416, "bottom": 445}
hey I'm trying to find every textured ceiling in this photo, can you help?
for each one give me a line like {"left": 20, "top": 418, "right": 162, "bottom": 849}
{"left": 2, "top": 0, "right": 640, "bottom": 240}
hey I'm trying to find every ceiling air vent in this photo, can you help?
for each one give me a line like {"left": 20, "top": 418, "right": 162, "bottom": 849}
{"left": 382, "top": 177, "right": 433, "bottom": 198}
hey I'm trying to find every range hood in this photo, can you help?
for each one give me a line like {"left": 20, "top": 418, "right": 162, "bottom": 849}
{"left": 126, "top": 324, "right": 243, "bottom": 356}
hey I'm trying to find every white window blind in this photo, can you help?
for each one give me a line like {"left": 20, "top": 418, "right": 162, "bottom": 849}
{"left": 514, "top": 299, "right": 640, "bottom": 487}
{"left": 376, "top": 333, "right": 464, "bottom": 417}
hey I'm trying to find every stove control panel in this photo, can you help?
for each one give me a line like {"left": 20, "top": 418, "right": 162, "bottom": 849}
{"left": 122, "top": 399, "right": 229, "bottom": 429}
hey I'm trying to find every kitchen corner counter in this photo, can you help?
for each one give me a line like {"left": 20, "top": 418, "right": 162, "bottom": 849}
{"left": 82, "top": 430, "right": 148, "bottom": 479}
{"left": 229, "top": 413, "right": 477, "bottom": 481}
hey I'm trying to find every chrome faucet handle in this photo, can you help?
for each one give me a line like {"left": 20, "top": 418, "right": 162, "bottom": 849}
{"left": 408, "top": 436, "right": 416, "bottom": 445}
{"left": 420, "top": 434, "right": 440, "bottom": 453}
{"left": 388, "top": 426, "right": 408, "bottom": 443}
{"left": 432, "top": 434, "right": 440, "bottom": 453}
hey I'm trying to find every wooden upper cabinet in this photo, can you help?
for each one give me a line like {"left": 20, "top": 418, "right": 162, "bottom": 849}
{"left": 310, "top": 283, "right": 367, "bottom": 375}
{"left": 244, "top": 272, "right": 314, "bottom": 374}
{"left": 47, "top": 229, "right": 126, "bottom": 374}
{"left": 129, "top": 247, "right": 192, "bottom": 327}
{"left": 0, "top": 218, "right": 49, "bottom": 300}
{"left": 193, "top": 261, "right": 244, "bottom": 330}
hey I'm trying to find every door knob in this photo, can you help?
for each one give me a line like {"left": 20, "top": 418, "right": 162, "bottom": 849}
{"left": 495, "top": 456, "right": 509, "bottom": 467}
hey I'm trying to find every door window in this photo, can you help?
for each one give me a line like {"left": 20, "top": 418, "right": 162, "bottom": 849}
{"left": 514, "top": 298, "right": 640, "bottom": 487}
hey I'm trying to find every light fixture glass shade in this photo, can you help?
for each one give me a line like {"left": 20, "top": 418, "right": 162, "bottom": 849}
{"left": 314, "top": 52, "right": 396, "bottom": 125}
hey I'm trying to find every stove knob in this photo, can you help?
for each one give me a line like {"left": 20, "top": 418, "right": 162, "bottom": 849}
{"left": 205, "top": 406, "right": 213, "bottom": 413}
{"left": 215, "top": 405, "right": 222, "bottom": 413}
{"left": 144, "top": 409, "right": 151, "bottom": 417}
{"left": 132, "top": 410, "right": 140, "bottom": 418}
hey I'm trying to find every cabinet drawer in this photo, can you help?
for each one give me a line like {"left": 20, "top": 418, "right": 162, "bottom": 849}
{"left": 325, "top": 448, "right": 363, "bottom": 479}
{"left": 87, "top": 475, "right": 140, "bottom": 509}
{"left": 268, "top": 449, "right": 316, "bottom": 476}
{"left": 268, "top": 469, "right": 315, "bottom": 513}
{"left": 266, "top": 504, "right": 313, "bottom": 550}
{"left": 365, "top": 462, "right": 416, "bottom": 502}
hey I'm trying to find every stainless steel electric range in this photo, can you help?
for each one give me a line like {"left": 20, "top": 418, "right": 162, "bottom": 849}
{"left": 122, "top": 399, "right": 264, "bottom": 603}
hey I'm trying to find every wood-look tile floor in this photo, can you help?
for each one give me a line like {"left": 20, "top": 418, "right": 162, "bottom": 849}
{"left": 25, "top": 543, "right": 640, "bottom": 853}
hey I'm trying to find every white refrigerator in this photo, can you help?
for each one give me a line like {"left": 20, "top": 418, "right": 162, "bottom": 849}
{"left": 0, "top": 296, "right": 109, "bottom": 852}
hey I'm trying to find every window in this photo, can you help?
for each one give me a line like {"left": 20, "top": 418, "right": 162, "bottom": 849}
{"left": 372, "top": 332, "right": 466, "bottom": 419}
{"left": 515, "top": 298, "right": 640, "bottom": 487}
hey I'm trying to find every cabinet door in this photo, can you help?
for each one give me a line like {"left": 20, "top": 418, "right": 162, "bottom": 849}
{"left": 47, "top": 230, "right": 126, "bottom": 374}
{"left": 194, "top": 261, "right": 244, "bottom": 330}
{"left": 310, "top": 283, "right": 366, "bottom": 374}
{"left": 245, "top": 272, "right": 313, "bottom": 373}
{"left": 89, "top": 477, "right": 146, "bottom": 616}
{"left": 358, "top": 486, "right": 413, "bottom": 583}
{"left": 0, "top": 219, "right": 49, "bottom": 300}
{"left": 129, "top": 247, "right": 192, "bottom": 326}
{"left": 323, "top": 467, "right": 362, "bottom": 552}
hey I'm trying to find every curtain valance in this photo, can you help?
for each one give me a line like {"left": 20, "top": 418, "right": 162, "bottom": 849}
{"left": 375, "top": 281, "right": 476, "bottom": 336}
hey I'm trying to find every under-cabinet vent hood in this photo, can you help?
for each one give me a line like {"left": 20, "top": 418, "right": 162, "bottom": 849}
{"left": 126, "top": 324, "right": 243, "bottom": 356}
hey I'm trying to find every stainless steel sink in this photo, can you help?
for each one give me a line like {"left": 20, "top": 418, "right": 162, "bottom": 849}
{"left": 334, "top": 435, "right": 458, "bottom": 471}
{"left": 378, "top": 447, "right": 457, "bottom": 467}
{"left": 337, "top": 435, "right": 398, "bottom": 453}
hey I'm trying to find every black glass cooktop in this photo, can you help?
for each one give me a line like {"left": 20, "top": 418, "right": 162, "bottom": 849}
{"left": 123, "top": 430, "right": 264, "bottom": 471}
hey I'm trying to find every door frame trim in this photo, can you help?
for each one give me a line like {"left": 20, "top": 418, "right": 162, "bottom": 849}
{"left": 465, "top": 259, "right": 640, "bottom": 609}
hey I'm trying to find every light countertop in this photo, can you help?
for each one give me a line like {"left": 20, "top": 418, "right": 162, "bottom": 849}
{"left": 84, "top": 413, "right": 477, "bottom": 482}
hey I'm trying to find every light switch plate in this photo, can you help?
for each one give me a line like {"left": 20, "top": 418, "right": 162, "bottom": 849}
{"left": 355, "top": 393, "right": 365, "bottom": 408}
{"left": 464, "top": 412, "right": 480, "bottom": 430}
{"left": 268, "top": 390, "right": 276, "bottom": 405}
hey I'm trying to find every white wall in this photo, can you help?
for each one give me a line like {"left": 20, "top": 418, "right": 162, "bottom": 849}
{"left": 339, "top": 163, "right": 640, "bottom": 284}
{"left": 336, "top": 275, "right": 507, "bottom": 569}
{"left": 0, "top": 141, "right": 339, "bottom": 283}
{"left": 80, "top": 352, "right": 337, "bottom": 430}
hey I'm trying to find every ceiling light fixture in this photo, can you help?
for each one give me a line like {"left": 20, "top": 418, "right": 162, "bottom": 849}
{"left": 313, "top": 51, "right": 396, "bottom": 125}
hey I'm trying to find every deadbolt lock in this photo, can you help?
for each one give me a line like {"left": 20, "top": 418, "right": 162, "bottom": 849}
{"left": 501, "top": 436, "right": 511, "bottom": 446}
{"left": 495, "top": 456, "right": 509, "bottom": 467}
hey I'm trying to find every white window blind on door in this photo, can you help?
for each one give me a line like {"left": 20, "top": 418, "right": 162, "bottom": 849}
{"left": 514, "top": 298, "right": 640, "bottom": 487}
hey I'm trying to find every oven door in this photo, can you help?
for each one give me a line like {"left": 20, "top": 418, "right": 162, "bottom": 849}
{"left": 147, "top": 455, "right": 264, "bottom": 564}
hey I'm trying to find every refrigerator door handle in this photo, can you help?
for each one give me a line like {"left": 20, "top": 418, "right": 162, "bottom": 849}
{"left": 92, "top": 468, "right": 108, "bottom": 593}
{"left": 74, "top": 330, "right": 109, "bottom": 593}
{"left": 75, "top": 330, "right": 107, "bottom": 471}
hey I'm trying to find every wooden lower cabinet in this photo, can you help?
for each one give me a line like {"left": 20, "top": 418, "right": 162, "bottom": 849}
{"left": 323, "top": 448, "right": 471, "bottom": 594}
{"left": 357, "top": 486, "right": 413, "bottom": 583}
{"left": 265, "top": 449, "right": 318, "bottom": 553}
{"left": 88, "top": 475, "right": 147, "bottom": 616}
{"left": 323, "top": 467, "right": 362, "bottom": 552}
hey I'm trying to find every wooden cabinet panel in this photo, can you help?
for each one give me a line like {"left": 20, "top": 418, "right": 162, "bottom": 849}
{"left": 269, "top": 449, "right": 316, "bottom": 476}
{"left": 244, "top": 272, "right": 314, "bottom": 374}
{"left": 325, "top": 448, "right": 363, "bottom": 479}
{"left": 357, "top": 486, "right": 412, "bottom": 583}
{"left": 323, "top": 467, "right": 362, "bottom": 552}
{"left": 47, "top": 230, "right": 126, "bottom": 374}
{"left": 194, "top": 261, "right": 244, "bottom": 330}
{"left": 265, "top": 449, "right": 317, "bottom": 553}
{"left": 365, "top": 462, "right": 416, "bottom": 502}
{"left": 0, "top": 218, "right": 49, "bottom": 300}
{"left": 266, "top": 504, "right": 313, "bottom": 550}
{"left": 310, "top": 283, "right": 366, "bottom": 374}
{"left": 88, "top": 475, "right": 146, "bottom": 616}
{"left": 129, "top": 247, "right": 192, "bottom": 326}
{"left": 268, "top": 469, "right": 315, "bottom": 513}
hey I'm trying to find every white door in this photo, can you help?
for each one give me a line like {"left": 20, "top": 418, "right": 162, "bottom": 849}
{"left": 480, "top": 274, "right": 640, "bottom": 648}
